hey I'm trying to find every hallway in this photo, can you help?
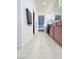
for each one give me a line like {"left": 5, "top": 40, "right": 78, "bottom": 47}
{"left": 18, "top": 32, "right": 62, "bottom": 59}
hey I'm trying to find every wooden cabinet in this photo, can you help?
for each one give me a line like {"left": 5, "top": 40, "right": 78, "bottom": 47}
{"left": 48, "top": 20, "right": 62, "bottom": 46}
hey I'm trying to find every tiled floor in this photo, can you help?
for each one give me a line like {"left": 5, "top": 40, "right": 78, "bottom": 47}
{"left": 17, "top": 32, "right": 62, "bottom": 59}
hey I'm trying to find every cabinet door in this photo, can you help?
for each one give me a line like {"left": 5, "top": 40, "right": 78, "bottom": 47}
{"left": 53, "top": 21, "right": 62, "bottom": 45}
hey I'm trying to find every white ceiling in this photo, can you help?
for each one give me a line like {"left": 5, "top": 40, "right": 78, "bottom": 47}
{"left": 33, "top": 0, "right": 61, "bottom": 14}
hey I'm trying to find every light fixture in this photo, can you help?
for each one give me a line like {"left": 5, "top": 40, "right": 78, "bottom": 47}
{"left": 43, "top": 2, "right": 46, "bottom": 6}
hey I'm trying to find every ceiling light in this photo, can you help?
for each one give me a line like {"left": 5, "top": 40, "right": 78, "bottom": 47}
{"left": 43, "top": 2, "right": 46, "bottom": 6}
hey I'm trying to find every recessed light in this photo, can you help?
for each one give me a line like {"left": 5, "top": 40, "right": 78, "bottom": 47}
{"left": 43, "top": 2, "right": 46, "bottom": 6}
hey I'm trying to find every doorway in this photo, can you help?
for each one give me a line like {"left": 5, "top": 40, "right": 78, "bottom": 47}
{"left": 38, "top": 15, "right": 45, "bottom": 31}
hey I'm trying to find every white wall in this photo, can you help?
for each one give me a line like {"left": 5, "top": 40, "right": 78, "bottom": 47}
{"left": 53, "top": 0, "right": 62, "bottom": 15}
{"left": 17, "top": 0, "right": 39, "bottom": 48}
{"left": 45, "top": 11, "right": 55, "bottom": 27}
{"left": 20, "top": 0, "right": 34, "bottom": 46}
{"left": 17, "top": 0, "right": 21, "bottom": 49}
{"left": 35, "top": 13, "right": 38, "bottom": 33}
